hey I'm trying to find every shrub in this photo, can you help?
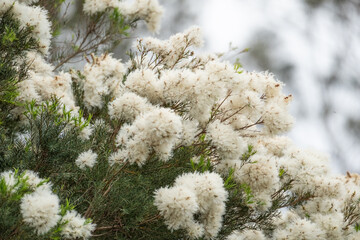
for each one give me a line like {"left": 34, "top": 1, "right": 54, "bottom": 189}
{"left": 1, "top": 0, "right": 360, "bottom": 239}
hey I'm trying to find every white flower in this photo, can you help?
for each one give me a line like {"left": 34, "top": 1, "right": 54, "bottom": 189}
{"left": 61, "top": 210, "right": 96, "bottom": 239}
{"left": 11, "top": 2, "right": 52, "bottom": 53}
{"left": 113, "top": 107, "right": 182, "bottom": 166}
{"left": 117, "top": 0, "right": 164, "bottom": 33}
{"left": 83, "top": 0, "right": 115, "bottom": 15}
{"left": 23, "top": 170, "right": 48, "bottom": 190}
{"left": 20, "top": 187, "right": 61, "bottom": 235}
{"left": 124, "top": 68, "right": 163, "bottom": 104}
{"left": 311, "top": 212, "right": 345, "bottom": 239}
{"left": 82, "top": 54, "right": 125, "bottom": 109}
{"left": 226, "top": 229, "right": 266, "bottom": 240}
{"left": 154, "top": 172, "right": 228, "bottom": 239}
{"left": 273, "top": 217, "right": 326, "bottom": 240}
{"left": 79, "top": 125, "right": 94, "bottom": 140}
{"left": 108, "top": 92, "right": 154, "bottom": 122}
{"left": 180, "top": 119, "right": 200, "bottom": 146}
{"left": 262, "top": 98, "right": 294, "bottom": 134}
{"left": 0, "top": 170, "right": 18, "bottom": 193}
{"left": 75, "top": 150, "right": 98, "bottom": 170}
{"left": 206, "top": 120, "right": 247, "bottom": 160}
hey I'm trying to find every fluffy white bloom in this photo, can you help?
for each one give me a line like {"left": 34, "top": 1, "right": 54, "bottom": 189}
{"left": 20, "top": 187, "right": 61, "bottom": 234}
{"left": 311, "top": 212, "right": 345, "bottom": 239}
{"left": 10, "top": 2, "right": 52, "bottom": 53}
{"left": 108, "top": 150, "right": 127, "bottom": 166}
{"left": 203, "top": 60, "right": 238, "bottom": 88}
{"left": 279, "top": 148, "right": 332, "bottom": 195}
{"left": 166, "top": 26, "right": 203, "bottom": 61}
{"left": 124, "top": 68, "right": 163, "bottom": 104}
{"left": 206, "top": 120, "right": 247, "bottom": 160}
{"left": 0, "top": 0, "right": 15, "bottom": 13}
{"left": 1, "top": 170, "right": 50, "bottom": 193}
{"left": 215, "top": 159, "right": 243, "bottom": 177}
{"left": 16, "top": 53, "right": 81, "bottom": 122}
{"left": 112, "top": 108, "right": 182, "bottom": 166}
{"left": 221, "top": 90, "right": 264, "bottom": 130}
{"left": 243, "top": 71, "right": 281, "bottom": 96}
{"left": 75, "top": 150, "right": 98, "bottom": 169}
{"left": 108, "top": 91, "right": 154, "bottom": 121}
{"left": 61, "top": 210, "right": 96, "bottom": 239}
{"left": 233, "top": 152, "right": 279, "bottom": 209}
{"left": 139, "top": 26, "right": 203, "bottom": 68}
{"left": 33, "top": 71, "right": 78, "bottom": 112}
{"left": 273, "top": 217, "right": 326, "bottom": 240}
{"left": 0, "top": 170, "right": 18, "bottom": 192}
{"left": 154, "top": 172, "right": 228, "bottom": 239}
{"left": 16, "top": 78, "right": 42, "bottom": 104}
{"left": 15, "top": 53, "right": 51, "bottom": 106}
{"left": 297, "top": 197, "right": 343, "bottom": 216}
{"left": 83, "top": 0, "right": 116, "bottom": 15}
{"left": 117, "top": 0, "right": 164, "bottom": 33}
{"left": 180, "top": 119, "right": 200, "bottom": 146}
{"left": 237, "top": 154, "right": 279, "bottom": 193}
{"left": 262, "top": 98, "right": 294, "bottom": 134}
{"left": 226, "top": 229, "right": 266, "bottom": 240}
{"left": 252, "top": 135, "right": 293, "bottom": 158}
{"left": 82, "top": 54, "right": 125, "bottom": 109}
{"left": 23, "top": 170, "right": 46, "bottom": 190}
{"left": 154, "top": 186, "right": 202, "bottom": 238}
{"left": 157, "top": 66, "right": 230, "bottom": 124}
{"left": 337, "top": 172, "right": 360, "bottom": 202}
{"left": 347, "top": 231, "right": 360, "bottom": 240}
{"left": 79, "top": 125, "right": 94, "bottom": 140}
{"left": 52, "top": 72, "right": 78, "bottom": 112}
{"left": 26, "top": 51, "right": 54, "bottom": 74}
{"left": 159, "top": 69, "right": 197, "bottom": 103}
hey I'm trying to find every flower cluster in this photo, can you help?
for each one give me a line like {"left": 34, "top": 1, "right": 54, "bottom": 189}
{"left": 20, "top": 186, "right": 61, "bottom": 234}
{"left": 110, "top": 108, "right": 182, "bottom": 166}
{"left": 75, "top": 149, "right": 98, "bottom": 170}
{"left": 154, "top": 172, "right": 228, "bottom": 239}
{"left": 81, "top": 54, "right": 125, "bottom": 110}
{"left": 60, "top": 210, "right": 96, "bottom": 239}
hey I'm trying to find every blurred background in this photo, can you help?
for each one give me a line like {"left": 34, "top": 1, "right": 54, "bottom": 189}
{"left": 56, "top": 0, "right": 360, "bottom": 173}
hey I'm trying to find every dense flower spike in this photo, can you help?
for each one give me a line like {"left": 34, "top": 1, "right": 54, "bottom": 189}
{"left": 82, "top": 54, "right": 125, "bottom": 109}
{"left": 111, "top": 107, "right": 182, "bottom": 166}
{"left": 75, "top": 150, "right": 98, "bottom": 170}
{"left": 108, "top": 91, "right": 154, "bottom": 121}
{"left": 154, "top": 172, "right": 228, "bottom": 239}
{"left": 206, "top": 120, "right": 247, "bottom": 160}
{"left": 61, "top": 210, "right": 96, "bottom": 239}
{"left": 20, "top": 187, "right": 61, "bottom": 234}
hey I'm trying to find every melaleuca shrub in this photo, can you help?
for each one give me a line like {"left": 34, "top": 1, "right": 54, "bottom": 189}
{"left": 1, "top": 0, "right": 360, "bottom": 239}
